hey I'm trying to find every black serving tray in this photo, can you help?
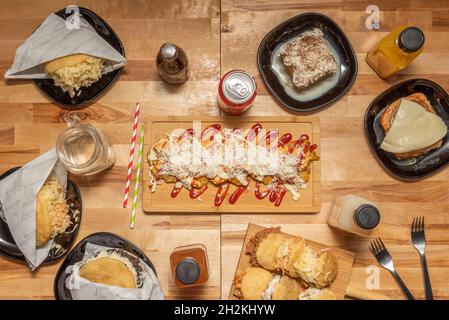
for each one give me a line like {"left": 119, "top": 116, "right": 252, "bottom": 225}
{"left": 257, "top": 12, "right": 358, "bottom": 113}
{"left": 33, "top": 7, "right": 125, "bottom": 108}
{"left": 54, "top": 232, "right": 157, "bottom": 300}
{"left": 0, "top": 166, "right": 82, "bottom": 264}
{"left": 364, "top": 79, "right": 449, "bottom": 180}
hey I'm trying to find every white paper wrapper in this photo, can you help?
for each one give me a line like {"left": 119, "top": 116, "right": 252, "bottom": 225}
{"left": 0, "top": 148, "right": 67, "bottom": 270}
{"left": 4, "top": 12, "right": 126, "bottom": 79}
{"left": 65, "top": 243, "right": 164, "bottom": 300}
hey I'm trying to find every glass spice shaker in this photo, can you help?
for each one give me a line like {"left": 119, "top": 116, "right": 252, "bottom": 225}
{"left": 328, "top": 194, "right": 381, "bottom": 237}
{"left": 170, "top": 244, "right": 209, "bottom": 288}
{"left": 56, "top": 112, "right": 115, "bottom": 175}
{"left": 156, "top": 43, "right": 189, "bottom": 84}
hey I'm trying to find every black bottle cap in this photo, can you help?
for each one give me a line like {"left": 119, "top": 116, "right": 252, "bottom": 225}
{"left": 398, "top": 27, "right": 425, "bottom": 53}
{"left": 353, "top": 204, "right": 381, "bottom": 230}
{"left": 175, "top": 258, "right": 200, "bottom": 285}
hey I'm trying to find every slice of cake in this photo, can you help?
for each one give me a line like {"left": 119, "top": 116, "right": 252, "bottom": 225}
{"left": 279, "top": 28, "right": 337, "bottom": 89}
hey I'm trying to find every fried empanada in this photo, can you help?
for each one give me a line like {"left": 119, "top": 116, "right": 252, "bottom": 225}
{"left": 247, "top": 227, "right": 290, "bottom": 271}
{"left": 233, "top": 267, "right": 273, "bottom": 300}
{"left": 80, "top": 256, "right": 137, "bottom": 289}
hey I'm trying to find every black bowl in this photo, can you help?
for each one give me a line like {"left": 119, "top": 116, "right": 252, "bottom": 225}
{"left": 54, "top": 232, "right": 157, "bottom": 300}
{"left": 0, "top": 167, "right": 82, "bottom": 263}
{"left": 364, "top": 79, "right": 449, "bottom": 180}
{"left": 33, "top": 7, "right": 125, "bottom": 108}
{"left": 257, "top": 12, "right": 358, "bottom": 113}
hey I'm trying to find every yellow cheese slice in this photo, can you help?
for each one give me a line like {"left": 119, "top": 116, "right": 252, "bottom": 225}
{"left": 380, "top": 99, "right": 447, "bottom": 153}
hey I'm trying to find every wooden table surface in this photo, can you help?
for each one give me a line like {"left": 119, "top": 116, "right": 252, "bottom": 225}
{"left": 1, "top": 0, "right": 449, "bottom": 300}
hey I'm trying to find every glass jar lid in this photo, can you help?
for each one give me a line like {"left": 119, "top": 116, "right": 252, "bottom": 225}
{"left": 353, "top": 204, "right": 381, "bottom": 229}
{"left": 175, "top": 258, "right": 200, "bottom": 285}
{"left": 398, "top": 27, "right": 425, "bottom": 53}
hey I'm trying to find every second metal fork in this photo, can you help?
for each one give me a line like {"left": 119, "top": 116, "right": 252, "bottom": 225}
{"left": 411, "top": 216, "right": 434, "bottom": 300}
{"left": 370, "top": 238, "right": 415, "bottom": 300}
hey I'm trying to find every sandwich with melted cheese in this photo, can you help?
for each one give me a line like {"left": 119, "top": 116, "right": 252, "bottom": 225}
{"left": 380, "top": 93, "right": 448, "bottom": 160}
{"left": 44, "top": 54, "right": 105, "bottom": 98}
{"left": 36, "top": 177, "right": 70, "bottom": 247}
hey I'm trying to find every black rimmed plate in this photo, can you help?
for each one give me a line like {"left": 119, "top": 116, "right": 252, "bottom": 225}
{"left": 54, "top": 232, "right": 157, "bottom": 300}
{"left": 33, "top": 7, "right": 125, "bottom": 108}
{"left": 364, "top": 79, "right": 449, "bottom": 180}
{"left": 0, "top": 167, "right": 82, "bottom": 263}
{"left": 257, "top": 12, "right": 358, "bottom": 113}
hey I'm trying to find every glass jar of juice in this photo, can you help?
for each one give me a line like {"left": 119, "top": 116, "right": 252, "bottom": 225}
{"left": 328, "top": 194, "right": 381, "bottom": 237}
{"left": 170, "top": 244, "right": 209, "bottom": 288}
{"left": 366, "top": 26, "right": 425, "bottom": 79}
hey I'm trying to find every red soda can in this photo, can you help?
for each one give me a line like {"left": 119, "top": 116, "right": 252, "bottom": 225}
{"left": 217, "top": 70, "right": 257, "bottom": 115}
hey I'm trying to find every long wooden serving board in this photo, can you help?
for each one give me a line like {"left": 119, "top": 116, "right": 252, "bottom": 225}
{"left": 143, "top": 116, "right": 320, "bottom": 214}
{"left": 228, "top": 224, "right": 355, "bottom": 300}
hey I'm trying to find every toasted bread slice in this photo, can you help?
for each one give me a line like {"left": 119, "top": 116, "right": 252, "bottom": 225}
{"left": 380, "top": 93, "right": 443, "bottom": 160}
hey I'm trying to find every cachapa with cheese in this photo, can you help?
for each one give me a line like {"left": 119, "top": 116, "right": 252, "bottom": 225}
{"left": 381, "top": 98, "right": 447, "bottom": 154}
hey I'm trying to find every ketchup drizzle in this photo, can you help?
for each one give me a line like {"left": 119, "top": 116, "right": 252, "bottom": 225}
{"left": 201, "top": 124, "right": 222, "bottom": 141}
{"left": 171, "top": 185, "right": 183, "bottom": 198}
{"left": 255, "top": 182, "right": 271, "bottom": 200}
{"left": 214, "top": 183, "right": 230, "bottom": 207}
{"left": 246, "top": 123, "right": 262, "bottom": 141}
{"left": 278, "top": 133, "right": 292, "bottom": 147}
{"left": 229, "top": 185, "right": 247, "bottom": 205}
{"left": 189, "top": 185, "right": 208, "bottom": 199}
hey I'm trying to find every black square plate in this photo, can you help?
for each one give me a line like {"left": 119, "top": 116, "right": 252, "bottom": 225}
{"left": 0, "top": 167, "right": 82, "bottom": 264}
{"left": 257, "top": 12, "right": 358, "bottom": 113}
{"left": 364, "top": 79, "right": 449, "bottom": 180}
{"left": 54, "top": 232, "right": 157, "bottom": 300}
{"left": 33, "top": 7, "right": 125, "bottom": 108}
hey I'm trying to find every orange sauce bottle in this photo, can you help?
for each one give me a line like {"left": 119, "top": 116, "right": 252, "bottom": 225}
{"left": 170, "top": 244, "right": 209, "bottom": 287}
{"left": 366, "top": 26, "right": 425, "bottom": 79}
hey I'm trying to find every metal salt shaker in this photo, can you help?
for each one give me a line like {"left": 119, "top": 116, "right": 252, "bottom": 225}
{"left": 156, "top": 43, "right": 189, "bottom": 84}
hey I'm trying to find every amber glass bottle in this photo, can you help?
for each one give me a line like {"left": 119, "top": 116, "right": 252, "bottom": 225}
{"left": 170, "top": 244, "right": 209, "bottom": 288}
{"left": 366, "top": 26, "right": 425, "bottom": 79}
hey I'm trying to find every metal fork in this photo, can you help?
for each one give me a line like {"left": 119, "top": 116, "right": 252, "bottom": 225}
{"left": 411, "top": 216, "right": 433, "bottom": 300}
{"left": 370, "top": 238, "right": 415, "bottom": 300}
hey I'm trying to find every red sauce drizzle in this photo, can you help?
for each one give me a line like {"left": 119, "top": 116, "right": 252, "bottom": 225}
{"left": 229, "top": 185, "right": 247, "bottom": 205}
{"left": 202, "top": 124, "right": 222, "bottom": 141}
{"left": 246, "top": 123, "right": 262, "bottom": 141}
{"left": 278, "top": 133, "right": 292, "bottom": 147}
{"left": 171, "top": 185, "right": 183, "bottom": 198}
{"left": 189, "top": 185, "right": 208, "bottom": 199}
{"left": 274, "top": 189, "right": 287, "bottom": 207}
{"left": 214, "top": 183, "right": 230, "bottom": 207}
{"left": 255, "top": 182, "right": 271, "bottom": 200}
{"left": 265, "top": 129, "right": 278, "bottom": 145}
{"left": 178, "top": 128, "right": 194, "bottom": 141}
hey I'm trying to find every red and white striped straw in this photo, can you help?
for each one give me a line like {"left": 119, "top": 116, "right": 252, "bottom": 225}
{"left": 123, "top": 102, "right": 140, "bottom": 208}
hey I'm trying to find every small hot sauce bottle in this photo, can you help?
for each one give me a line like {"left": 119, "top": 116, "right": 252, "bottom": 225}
{"left": 170, "top": 244, "right": 209, "bottom": 287}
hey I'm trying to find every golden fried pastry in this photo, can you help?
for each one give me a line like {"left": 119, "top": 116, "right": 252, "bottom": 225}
{"left": 271, "top": 275, "right": 303, "bottom": 300}
{"left": 275, "top": 236, "right": 307, "bottom": 278}
{"left": 247, "top": 227, "right": 290, "bottom": 271}
{"left": 298, "top": 288, "right": 337, "bottom": 300}
{"left": 35, "top": 177, "right": 70, "bottom": 248}
{"left": 293, "top": 248, "right": 338, "bottom": 288}
{"left": 233, "top": 267, "right": 273, "bottom": 300}
{"left": 44, "top": 54, "right": 105, "bottom": 98}
{"left": 36, "top": 194, "right": 52, "bottom": 247}
{"left": 80, "top": 256, "right": 137, "bottom": 289}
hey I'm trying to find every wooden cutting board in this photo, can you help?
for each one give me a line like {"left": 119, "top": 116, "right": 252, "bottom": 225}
{"left": 228, "top": 224, "right": 355, "bottom": 300}
{"left": 143, "top": 116, "right": 320, "bottom": 214}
